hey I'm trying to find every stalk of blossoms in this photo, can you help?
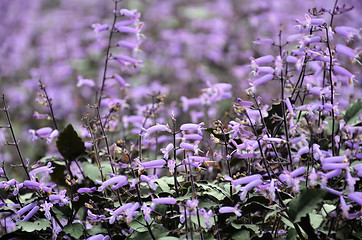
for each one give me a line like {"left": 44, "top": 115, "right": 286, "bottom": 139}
{"left": 1, "top": 95, "right": 30, "bottom": 180}
{"left": 98, "top": 0, "right": 120, "bottom": 108}
{"left": 38, "top": 80, "right": 58, "bottom": 130}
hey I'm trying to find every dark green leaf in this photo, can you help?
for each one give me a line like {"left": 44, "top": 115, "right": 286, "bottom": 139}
{"left": 343, "top": 99, "right": 362, "bottom": 125}
{"left": 287, "top": 188, "right": 327, "bottom": 222}
{"left": 232, "top": 230, "right": 250, "bottom": 240}
{"left": 251, "top": 232, "right": 273, "bottom": 240}
{"left": 241, "top": 202, "right": 274, "bottom": 214}
{"left": 16, "top": 219, "right": 50, "bottom": 232}
{"left": 63, "top": 223, "right": 83, "bottom": 239}
{"left": 56, "top": 124, "right": 85, "bottom": 160}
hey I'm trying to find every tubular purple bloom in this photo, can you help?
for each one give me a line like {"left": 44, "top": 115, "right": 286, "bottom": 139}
{"left": 354, "top": 164, "right": 362, "bottom": 177}
{"left": 324, "top": 169, "right": 342, "bottom": 179}
{"left": 339, "top": 196, "right": 352, "bottom": 218}
{"left": 114, "top": 54, "right": 142, "bottom": 65}
{"left": 253, "top": 38, "right": 274, "bottom": 45}
{"left": 167, "top": 159, "right": 176, "bottom": 175}
{"left": 325, "top": 187, "right": 343, "bottom": 196}
{"left": 91, "top": 23, "right": 108, "bottom": 34}
{"left": 335, "top": 26, "right": 360, "bottom": 42}
{"left": 77, "top": 187, "right": 97, "bottom": 194}
{"left": 183, "top": 134, "right": 202, "bottom": 140}
{"left": 219, "top": 204, "right": 241, "bottom": 217}
{"left": 141, "top": 203, "right": 152, "bottom": 224}
{"left": 336, "top": 44, "right": 356, "bottom": 59}
{"left": 114, "top": 74, "right": 129, "bottom": 88}
{"left": 98, "top": 175, "right": 128, "bottom": 192}
{"left": 239, "top": 179, "right": 263, "bottom": 200}
{"left": 290, "top": 167, "right": 306, "bottom": 178}
{"left": 199, "top": 209, "right": 213, "bottom": 228}
{"left": 41, "top": 201, "right": 53, "bottom": 220}
{"left": 77, "top": 75, "right": 95, "bottom": 87}
{"left": 87, "top": 234, "right": 110, "bottom": 240}
{"left": 152, "top": 197, "right": 177, "bottom": 205}
{"left": 22, "top": 206, "right": 39, "bottom": 221}
{"left": 33, "top": 111, "right": 49, "bottom": 119}
{"left": 302, "top": 36, "right": 321, "bottom": 45}
{"left": 108, "top": 203, "right": 133, "bottom": 224}
{"left": 120, "top": 9, "right": 140, "bottom": 19}
{"left": 29, "top": 162, "right": 54, "bottom": 176}
{"left": 116, "top": 26, "right": 139, "bottom": 34}
{"left": 333, "top": 65, "right": 353, "bottom": 78}
{"left": 117, "top": 40, "right": 138, "bottom": 49}
{"left": 323, "top": 156, "right": 346, "bottom": 163}
{"left": 17, "top": 202, "right": 36, "bottom": 217}
{"left": 322, "top": 163, "right": 348, "bottom": 171}
{"left": 253, "top": 74, "right": 274, "bottom": 87}
{"left": 285, "top": 98, "right": 294, "bottom": 115}
{"left": 251, "top": 55, "right": 274, "bottom": 65}
{"left": 143, "top": 124, "right": 171, "bottom": 139}
{"left": 348, "top": 192, "right": 362, "bottom": 206}
{"left": 141, "top": 159, "right": 166, "bottom": 169}
{"left": 180, "top": 142, "right": 198, "bottom": 152}
{"left": 286, "top": 55, "right": 298, "bottom": 63}
{"left": 140, "top": 175, "right": 157, "bottom": 191}
{"left": 232, "top": 174, "right": 262, "bottom": 186}
{"left": 346, "top": 170, "right": 359, "bottom": 193}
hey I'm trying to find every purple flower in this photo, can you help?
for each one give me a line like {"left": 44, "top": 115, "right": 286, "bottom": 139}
{"left": 87, "top": 210, "right": 106, "bottom": 223}
{"left": 77, "top": 187, "right": 97, "bottom": 194}
{"left": 348, "top": 192, "right": 362, "bottom": 206}
{"left": 23, "top": 180, "right": 53, "bottom": 192}
{"left": 142, "top": 124, "right": 171, "bottom": 139}
{"left": 49, "top": 190, "right": 69, "bottom": 206}
{"left": 97, "top": 175, "right": 128, "bottom": 191}
{"left": 107, "top": 203, "right": 133, "bottom": 224}
{"left": 167, "top": 159, "right": 176, "bottom": 175}
{"left": 29, "top": 127, "right": 52, "bottom": 142}
{"left": 239, "top": 179, "right": 263, "bottom": 200}
{"left": 29, "top": 162, "right": 54, "bottom": 177}
{"left": 231, "top": 174, "right": 262, "bottom": 186}
{"left": 335, "top": 26, "right": 360, "bottom": 43}
{"left": 22, "top": 206, "right": 39, "bottom": 221}
{"left": 17, "top": 202, "right": 36, "bottom": 218}
{"left": 77, "top": 75, "right": 95, "bottom": 87}
{"left": 199, "top": 208, "right": 213, "bottom": 228}
{"left": 124, "top": 202, "right": 139, "bottom": 224}
{"left": 160, "top": 143, "right": 174, "bottom": 159}
{"left": 180, "top": 122, "right": 204, "bottom": 136}
{"left": 91, "top": 23, "right": 108, "bottom": 34}
{"left": 141, "top": 203, "right": 152, "bottom": 224}
{"left": 41, "top": 201, "right": 53, "bottom": 220}
{"left": 340, "top": 196, "right": 352, "bottom": 218}
{"left": 87, "top": 234, "right": 110, "bottom": 240}
{"left": 219, "top": 204, "right": 241, "bottom": 217}
{"left": 322, "top": 163, "right": 348, "bottom": 171}
{"left": 140, "top": 175, "right": 157, "bottom": 191}
{"left": 346, "top": 170, "right": 359, "bottom": 193}
{"left": 253, "top": 74, "right": 274, "bottom": 87}
{"left": 152, "top": 197, "right": 177, "bottom": 208}
{"left": 354, "top": 164, "right": 362, "bottom": 177}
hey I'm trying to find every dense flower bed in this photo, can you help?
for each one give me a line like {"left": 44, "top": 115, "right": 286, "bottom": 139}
{"left": 0, "top": 0, "right": 361, "bottom": 239}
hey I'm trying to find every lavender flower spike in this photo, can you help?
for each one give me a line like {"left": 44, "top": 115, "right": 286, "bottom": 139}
{"left": 253, "top": 74, "right": 273, "bottom": 87}
{"left": 140, "top": 159, "right": 166, "bottom": 169}
{"left": 17, "top": 202, "right": 36, "bottom": 217}
{"left": 322, "top": 163, "right": 348, "bottom": 171}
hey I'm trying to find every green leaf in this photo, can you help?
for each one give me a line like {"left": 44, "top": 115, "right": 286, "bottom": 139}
{"left": 16, "top": 219, "right": 50, "bottom": 232}
{"left": 129, "top": 217, "right": 148, "bottom": 233}
{"left": 154, "top": 178, "right": 171, "bottom": 192}
{"left": 158, "top": 237, "right": 179, "bottom": 240}
{"left": 232, "top": 230, "right": 250, "bottom": 240}
{"left": 63, "top": 223, "right": 83, "bottom": 239}
{"left": 82, "top": 161, "right": 112, "bottom": 183}
{"left": 309, "top": 212, "right": 323, "bottom": 229}
{"left": 343, "top": 99, "right": 362, "bottom": 125}
{"left": 287, "top": 188, "right": 327, "bottom": 222}
{"left": 56, "top": 124, "right": 85, "bottom": 160}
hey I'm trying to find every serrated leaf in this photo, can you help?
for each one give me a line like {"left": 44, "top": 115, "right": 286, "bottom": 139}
{"left": 56, "top": 124, "right": 85, "bottom": 160}
{"left": 287, "top": 188, "right": 327, "bottom": 222}
{"left": 63, "top": 223, "right": 83, "bottom": 239}
{"left": 16, "top": 219, "right": 50, "bottom": 232}
{"left": 154, "top": 178, "right": 171, "bottom": 192}
{"left": 159, "top": 237, "right": 179, "bottom": 240}
{"left": 343, "top": 99, "right": 362, "bottom": 125}
{"left": 309, "top": 212, "right": 323, "bottom": 228}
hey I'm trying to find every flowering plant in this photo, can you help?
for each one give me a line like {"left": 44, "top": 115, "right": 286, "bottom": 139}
{"left": 0, "top": 0, "right": 361, "bottom": 239}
